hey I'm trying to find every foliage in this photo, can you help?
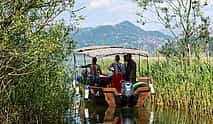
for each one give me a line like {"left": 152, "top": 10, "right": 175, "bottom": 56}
{"left": 137, "top": 0, "right": 213, "bottom": 116}
{"left": 158, "top": 40, "right": 179, "bottom": 57}
{"left": 0, "top": 0, "right": 78, "bottom": 123}
{"left": 137, "top": 0, "right": 211, "bottom": 58}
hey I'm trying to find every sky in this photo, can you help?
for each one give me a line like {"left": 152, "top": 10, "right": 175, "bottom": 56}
{"left": 71, "top": 0, "right": 213, "bottom": 31}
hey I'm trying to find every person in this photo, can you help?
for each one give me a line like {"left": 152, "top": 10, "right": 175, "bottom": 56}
{"left": 76, "top": 69, "right": 90, "bottom": 97}
{"left": 125, "top": 54, "right": 136, "bottom": 84}
{"left": 77, "top": 69, "right": 89, "bottom": 85}
{"left": 108, "top": 55, "right": 123, "bottom": 93}
{"left": 78, "top": 57, "right": 104, "bottom": 86}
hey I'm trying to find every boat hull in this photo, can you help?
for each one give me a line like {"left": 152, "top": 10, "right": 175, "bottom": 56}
{"left": 88, "top": 86, "right": 150, "bottom": 107}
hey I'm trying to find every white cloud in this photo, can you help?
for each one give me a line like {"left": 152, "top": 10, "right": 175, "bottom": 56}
{"left": 89, "top": 0, "right": 112, "bottom": 9}
{"left": 108, "top": 1, "right": 138, "bottom": 14}
{"left": 75, "top": 0, "right": 213, "bottom": 30}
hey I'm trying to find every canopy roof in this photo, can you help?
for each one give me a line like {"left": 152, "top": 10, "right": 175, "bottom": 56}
{"left": 74, "top": 46, "right": 149, "bottom": 57}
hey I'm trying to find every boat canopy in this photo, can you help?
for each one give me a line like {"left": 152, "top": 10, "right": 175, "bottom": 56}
{"left": 74, "top": 46, "right": 149, "bottom": 57}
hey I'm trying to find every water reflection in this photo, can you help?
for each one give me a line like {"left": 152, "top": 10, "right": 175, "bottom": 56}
{"left": 65, "top": 95, "right": 212, "bottom": 124}
{"left": 67, "top": 98, "right": 152, "bottom": 124}
{"left": 103, "top": 107, "right": 151, "bottom": 124}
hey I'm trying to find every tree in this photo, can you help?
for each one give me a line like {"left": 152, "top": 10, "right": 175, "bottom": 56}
{"left": 0, "top": 0, "right": 81, "bottom": 123}
{"left": 137, "top": 0, "right": 211, "bottom": 62}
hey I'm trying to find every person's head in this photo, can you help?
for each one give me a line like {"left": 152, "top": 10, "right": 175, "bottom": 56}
{"left": 92, "top": 57, "right": 97, "bottom": 64}
{"left": 127, "top": 53, "right": 132, "bottom": 61}
{"left": 81, "top": 69, "right": 88, "bottom": 78}
{"left": 115, "top": 55, "right": 120, "bottom": 62}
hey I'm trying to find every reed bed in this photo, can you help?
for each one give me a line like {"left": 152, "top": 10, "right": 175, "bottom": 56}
{"left": 149, "top": 58, "right": 213, "bottom": 115}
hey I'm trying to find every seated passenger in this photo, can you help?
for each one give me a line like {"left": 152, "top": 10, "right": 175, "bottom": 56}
{"left": 77, "top": 69, "right": 89, "bottom": 85}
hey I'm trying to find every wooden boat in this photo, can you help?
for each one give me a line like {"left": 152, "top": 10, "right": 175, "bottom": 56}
{"left": 88, "top": 76, "right": 152, "bottom": 107}
{"left": 73, "top": 46, "right": 155, "bottom": 107}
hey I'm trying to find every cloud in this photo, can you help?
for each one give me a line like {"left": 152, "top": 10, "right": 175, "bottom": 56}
{"left": 89, "top": 0, "right": 112, "bottom": 9}
{"left": 75, "top": 0, "right": 213, "bottom": 30}
{"left": 108, "top": 1, "right": 139, "bottom": 14}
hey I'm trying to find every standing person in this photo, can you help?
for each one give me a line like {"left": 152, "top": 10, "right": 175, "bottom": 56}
{"left": 78, "top": 57, "right": 103, "bottom": 86}
{"left": 125, "top": 54, "right": 136, "bottom": 84}
{"left": 108, "top": 55, "right": 123, "bottom": 93}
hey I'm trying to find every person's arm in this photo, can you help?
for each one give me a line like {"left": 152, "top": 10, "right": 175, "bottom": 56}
{"left": 108, "top": 63, "right": 114, "bottom": 72}
{"left": 80, "top": 64, "right": 90, "bottom": 68}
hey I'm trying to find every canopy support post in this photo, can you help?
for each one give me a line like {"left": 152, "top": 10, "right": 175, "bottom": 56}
{"left": 83, "top": 54, "right": 86, "bottom": 65}
{"left": 73, "top": 54, "right": 77, "bottom": 80}
{"left": 138, "top": 55, "right": 141, "bottom": 76}
{"left": 146, "top": 56, "right": 149, "bottom": 76}
{"left": 83, "top": 54, "right": 88, "bottom": 73}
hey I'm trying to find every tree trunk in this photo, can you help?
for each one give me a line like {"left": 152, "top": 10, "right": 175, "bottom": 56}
{"left": 186, "top": 43, "right": 192, "bottom": 64}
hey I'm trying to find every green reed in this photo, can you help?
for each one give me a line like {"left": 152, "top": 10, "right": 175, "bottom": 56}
{"left": 148, "top": 57, "right": 212, "bottom": 115}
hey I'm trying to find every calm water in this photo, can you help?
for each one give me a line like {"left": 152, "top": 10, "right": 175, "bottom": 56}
{"left": 64, "top": 95, "right": 211, "bottom": 124}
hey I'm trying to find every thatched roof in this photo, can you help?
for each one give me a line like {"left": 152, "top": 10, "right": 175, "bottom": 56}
{"left": 74, "top": 46, "right": 149, "bottom": 57}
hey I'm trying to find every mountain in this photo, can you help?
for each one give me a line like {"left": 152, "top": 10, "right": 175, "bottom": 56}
{"left": 73, "top": 21, "right": 172, "bottom": 52}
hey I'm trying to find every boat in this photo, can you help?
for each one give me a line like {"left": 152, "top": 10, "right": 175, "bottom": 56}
{"left": 73, "top": 46, "right": 155, "bottom": 107}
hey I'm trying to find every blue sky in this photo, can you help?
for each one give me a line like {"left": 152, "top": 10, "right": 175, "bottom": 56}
{"left": 74, "top": 0, "right": 142, "bottom": 27}
{"left": 72, "top": 0, "right": 213, "bottom": 31}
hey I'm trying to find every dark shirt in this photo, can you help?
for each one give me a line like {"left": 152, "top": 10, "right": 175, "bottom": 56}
{"left": 125, "top": 60, "right": 136, "bottom": 81}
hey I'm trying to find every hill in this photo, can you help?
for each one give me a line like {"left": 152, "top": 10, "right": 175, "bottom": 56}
{"left": 73, "top": 21, "right": 172, "bottom": 52}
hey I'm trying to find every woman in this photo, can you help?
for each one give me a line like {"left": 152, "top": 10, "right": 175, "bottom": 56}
{"left": 108, "top": 55, "right": 124, "bottom": 93}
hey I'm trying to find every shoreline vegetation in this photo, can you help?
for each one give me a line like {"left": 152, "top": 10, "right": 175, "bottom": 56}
{"left": 98, "top": 56, "right": 213, "bottom": 116}
{"left": 0, "top": 1, "right": 77, "bottom": 123}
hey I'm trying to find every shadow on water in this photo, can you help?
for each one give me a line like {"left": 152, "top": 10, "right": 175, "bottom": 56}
{"left": 66, "top": 101, "right": 150, "bottom": 124}
{"left": 64, "top": 95, "right": 212, "bottom": 124}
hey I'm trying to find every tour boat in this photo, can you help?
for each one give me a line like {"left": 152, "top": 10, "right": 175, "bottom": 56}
{"left": 73, "top": 46, "right": 155, "bottom": 107}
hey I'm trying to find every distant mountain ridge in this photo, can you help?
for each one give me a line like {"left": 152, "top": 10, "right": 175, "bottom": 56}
{"left": 73, "top": 21, "right": 172, "bottom": 52}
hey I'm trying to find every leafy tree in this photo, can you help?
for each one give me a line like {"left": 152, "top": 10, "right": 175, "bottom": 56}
{"left": 137, "top": 0, "right": 211, "bottom": 61}
{"left": 0, "top": 0, "right": 80, "bottom": 123}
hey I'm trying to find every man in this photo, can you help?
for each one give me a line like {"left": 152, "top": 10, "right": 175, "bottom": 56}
{"left": 79, "top": 57, "right": 104, "bottom": 86}
{"left": 125, "top": 54, "right": 136, "bottom": 84}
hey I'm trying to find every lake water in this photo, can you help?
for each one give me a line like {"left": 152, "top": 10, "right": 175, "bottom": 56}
{"left": 64, "top": 95, "right": 211, "bottom": 124}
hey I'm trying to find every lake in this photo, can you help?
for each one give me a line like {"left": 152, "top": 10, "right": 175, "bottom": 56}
{"left": 64, "top": 95, "right": 211, "bottom": 124}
